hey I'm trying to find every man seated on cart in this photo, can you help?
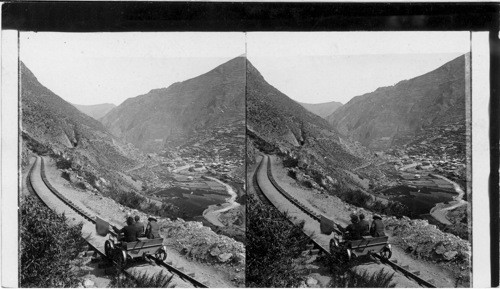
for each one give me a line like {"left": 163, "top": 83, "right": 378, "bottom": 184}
{"left": 112, "top": 216, "right": 142, "bottom": 243}
{"left": 370, "top": 214, "right": 386, "bottom": 237}
{"left": 337, "top": 214, "right": 364, "bottom": 240}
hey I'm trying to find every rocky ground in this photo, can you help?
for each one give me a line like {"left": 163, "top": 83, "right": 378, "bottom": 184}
{"left": 269, "top": 154, "right": 471, "bottom": 287}
{"left": 42, "top": 156, "right": 245, "bottom": 287}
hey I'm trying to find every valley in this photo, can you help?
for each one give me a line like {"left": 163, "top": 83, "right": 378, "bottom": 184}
{"left": 20, "top": 53, "right": 246, "bottom": 288}
{"left": 246, "top": 50, "right": 471, "bottom": 287}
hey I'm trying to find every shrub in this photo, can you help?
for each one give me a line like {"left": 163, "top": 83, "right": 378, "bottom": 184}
{"left": 110, "top": 271, "right": 173, "bottom": 288}
{"left": 61, "top": 171, "right": 71, "bottom": 181}
{"left": 117, "top": 191, "right": 146, "bottom": 210}
{"left": 282, "top": 156, "right": 298, "bottom": 168}
{"left": 287, "top": 170, "right": 297, "bottom": 179}
{"left": 340, "top": 189, "right": 372, "bottom": 208}
{"left": 302, "top": 180, "right": 313, "bottom": 189}
{"left": 246, "top": 195, "right": 310, "bottom": 287}
{"left": 75, "top": 182, "right": 87, "bottom": 190}
{"left": 55, "top": 157, "right": 73, "bottom": 170}
{"left": 20, "top": 195, "right": 87, "bottom": 287}
{"left": 318, "top": 254, "right": 395, "bottom": 287}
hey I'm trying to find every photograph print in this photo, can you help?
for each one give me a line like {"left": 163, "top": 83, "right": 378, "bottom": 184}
{"left": 246, "top": 32, "right": 472, "bottom": 288}
{"left": 19, "top": 32, "right": 246, "bottom": 288}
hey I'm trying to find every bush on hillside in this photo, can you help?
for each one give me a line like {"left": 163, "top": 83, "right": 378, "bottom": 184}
{"left": 117, "top": 191, "right": 146, "bottom": 210}
{"left": 20, "top": 195, "right": 87, "bottom": 287}
{"left": 282, "top": 156, "right": 298, "bottom": 168}
{"left": 340, "top": 189, "right": 372, "bottom": 208}
{"left": 110, "top": 271, "right": 173, "bottom": 288}
{"left": 246, "top": 195, "right": 310, "bottom": 287}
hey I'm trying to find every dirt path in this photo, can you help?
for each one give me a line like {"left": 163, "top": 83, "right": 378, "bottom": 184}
{"left": 267, "top": 155, "right": 458, "bottom": 288}
{"left": 39, "top": 156, "right": 238, "bottom": 287}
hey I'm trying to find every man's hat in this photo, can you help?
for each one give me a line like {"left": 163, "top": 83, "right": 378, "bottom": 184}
{"left": 373, "top": 214, "right": 382, "bottom": 220}
{"left": 148, "top": 216, "right": 158, "bottom": 222}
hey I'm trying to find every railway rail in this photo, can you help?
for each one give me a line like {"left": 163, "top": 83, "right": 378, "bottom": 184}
{"left": 255, "top": 155, "right": 437, "bottom": 288}
{"left": 27, "top": 156, "right": 209, "bottom": 288}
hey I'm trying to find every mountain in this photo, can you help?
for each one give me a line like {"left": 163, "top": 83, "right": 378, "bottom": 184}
{"left": 101, "top": 57, "right": 246, "bottom": 152}
{"left": 246, "top": 59, "right": 368, "bottom": 178}
{"left": 297, "top": 100, "right": 343, "bottom": 118}
{"left": 72, "top": 103, "right": 116, "bottom": 120}
{"left": 21, "top": 62, "right": 138, "bottom": 191}
{"left": 327, "top": 54, "right": 467, "bottom": 151}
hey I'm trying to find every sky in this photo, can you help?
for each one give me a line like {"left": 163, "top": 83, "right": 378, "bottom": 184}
{"left": 247, "top": 32, "right": 470, "bottom": 104}
{"left": 20, "top": 32, "right": 246, "bottom": 106}
{"left": 21, "top": 32, "right": 470, "bottom": 106}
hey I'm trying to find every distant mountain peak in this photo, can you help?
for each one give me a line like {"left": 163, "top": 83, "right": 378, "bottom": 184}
{"left": 327, "top": 53, "right": 467, "bottom": 151}
{"left": 101, "top": 56, "right": 246, "bottom": 152}
{"left": 296, "top": 100, "right": 343, "bottom": 119}
{"left": 71, "top": 103, "right": 117, "bottom": 120}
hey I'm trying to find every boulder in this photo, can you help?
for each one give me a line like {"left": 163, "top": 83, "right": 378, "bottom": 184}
{"left": 443, "top": 251, "right": 458, "bottom": 261}
{"left": 210, "top": 247, "right": 222, "bottom": 257}
{"left": 435, "top": 244, "right": 446, "bottom": 255}
{"left": 234, "top": 252, "right": 245, "bottom": 264}
{"left": 306, "top": 277, "right": 318, "bottom": 286}
{"left": 218, "top": 253, "right": 233, "bottom": 263}
{"left": 83, "top": 279, "right": 94, "bottom": 288}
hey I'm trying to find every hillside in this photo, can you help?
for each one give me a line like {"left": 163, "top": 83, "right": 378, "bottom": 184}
{"left": 72, "top": 103, "right": 116, "bottom": 120}
{"left": 21, "top": 62, "right": 138, "bottom": 192}
{"left": 101, "top": 57, "right": 246, "bottom": 152}
{"left": 246, "top": 59, "right": 371, "bottom": 191}
{"left": 297, "top": 100, "right": 342, "bottom": 118}
{"left": 327, "top": 54, "right": 467, "bottom": 151}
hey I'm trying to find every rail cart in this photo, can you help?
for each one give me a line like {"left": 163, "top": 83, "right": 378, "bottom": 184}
{"left": 329, "top": 231, "right": 392, "bottom": 261}
{"left": 96, "top": 217, "right": 167, "bottom": 268}
{"left": 104, "top": 236, "right": 168, "bottom": 268}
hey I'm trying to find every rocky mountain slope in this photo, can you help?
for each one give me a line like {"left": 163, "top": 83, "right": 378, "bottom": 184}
{"left": 101, "top": 57, "right": 246, "bottom": 152}
{"left": 21, "top": 62, "right": 138, "bottom": 192}
{"left": 72, "top": 103, "right": 116, "bottom": 120}
{"left": 297, "top": 100, "right": 342, "bottom": 118}
{"left": 327, "top": 54, "right": 467, "bottom": 151}
{"left": 246, "top": 59, "right": 373, "bottom": 191}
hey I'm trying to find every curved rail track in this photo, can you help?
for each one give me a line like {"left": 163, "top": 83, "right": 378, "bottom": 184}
{"left": 27, "top": 156, "right": 208, "bottom": 288}
{"left": 254, "top": 155, "right": 437, "bottom": 288}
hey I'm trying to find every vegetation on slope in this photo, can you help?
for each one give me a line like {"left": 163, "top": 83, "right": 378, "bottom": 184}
{"left": 246, "top": 195, "right": 310, "bottom": 287}
{"left": 20, "top": 195, "right": 87, "bottom": 287}
{"left": 247, "top": 193, "right": 395, "bottom": 287}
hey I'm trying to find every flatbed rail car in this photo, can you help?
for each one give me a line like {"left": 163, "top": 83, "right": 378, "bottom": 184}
{"left": 96, "top": 217, "right": 167, "bottom": 268}
{"left": 330, "top": 232, "right": 392, "bottom": 261}
{"left": 105, "top": 237, "right": 167, "bottom": 268}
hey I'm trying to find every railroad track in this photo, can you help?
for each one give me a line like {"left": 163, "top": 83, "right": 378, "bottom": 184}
{"left": 27, "top": 156, "right": 208, "bottom": 288}
{"left": 255, "top": 155, "right": 437, "bottom": 288}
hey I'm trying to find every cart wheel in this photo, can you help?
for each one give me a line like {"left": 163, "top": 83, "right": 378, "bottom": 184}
{"left": 330, "top": 235, "right": 340, "bottom": 248}
{"left": 379, "top": 247, "right": 392, "bottom": 260}
{"left": 346, "top": 249, "right": 352, "bottom": 261}
{"left": 155, "top": 246, "right": 167, "bottom": 261}
{"left": 104, "top": 240, "right": 114, "bottom": 258}
{"left": 115, "top": 250, "right": 127, "bottom": 269}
